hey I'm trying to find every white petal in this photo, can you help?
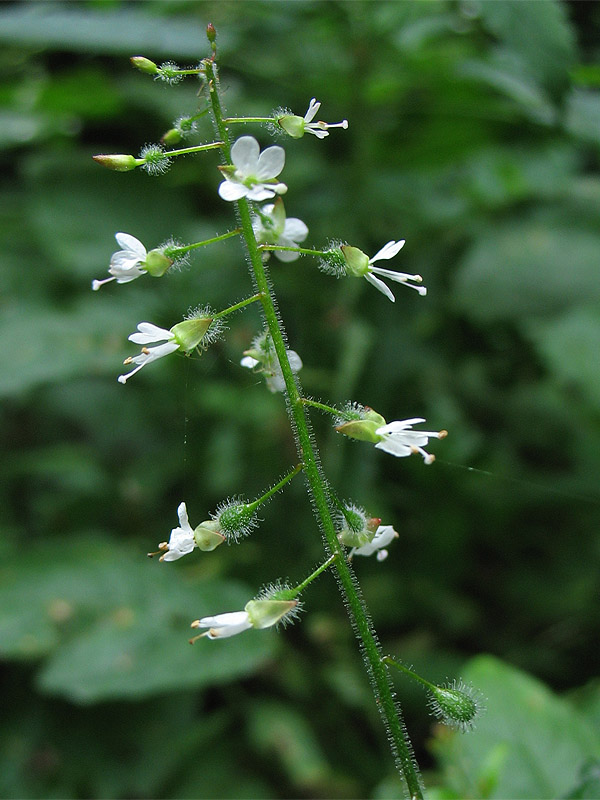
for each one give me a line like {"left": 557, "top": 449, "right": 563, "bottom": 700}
{"left": 218, "top": 180, "right": 249, "bottom": 201}
{"left": 304, "top": 98, "right": 321, "bottom": 123}
{"left": 374, "top": 438, "right": 412, "bottom": 457}
{"left": 368, "top": 266, "right": 421, "bottom": 283}
{"left": 129, "top": 323, "right": 174, "bottom": 345}
{"left": 287, "top": 350, "right": 303, "bottom": 372}
{"left": 177, "top": 502, "right": 190, "bottom": 530}
{"left": 376, "top": 419, "right": 426, "bottom": 434}
{"left": 305, "top": 128, "right": 329, "bottom": 139}
{"left": 283, "top": 218, "right": 308, "bottom": 241}
{"left": 115, "top": 232, "right": 146, "bottom": 257}
{"left": 364, "top": 272, "right": 396, "bottom": 302}
{"left": 246, "top": 185, "right": 277, "bottom": 202}
{"left": 231, "top": 136, "right": 260, "bottom": 173}
{"left": 256, "top": 145, "right": 285, "bottom": 180}
{"left": 369, "top": 240, "right": 405, "bottom": 263}
{"left": 241, "top": 356, "right": 259, "bottom": 369}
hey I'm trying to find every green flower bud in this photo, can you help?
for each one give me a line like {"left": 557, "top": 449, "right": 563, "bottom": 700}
{"left": 245, "top": 598, "right": 298, "bottom": 630}
{"left": 130, "top": 56, "right": 159, "bottom": 75}
{"left": 340, "top": 244, "right": 370, "bottom": 277}
{"left": 217, "top": 502, "right": 258, "bottom": 541}
{"left": 170, "top": 316, "right": 213, "bottom": 352}
{"left": 428, "top": 680, "right": 483, "bottom": 732}
{"left": 277, "top": 113, "right": 306, "bottom": 139}
{"left": 193, "top": 520, "right": 225, "bottom": 552}
{"left": 336, "top": 408, "right": 387, "bottom": 443}
{"left": 338, "top": 507, "right": 381, "bottom": 548}
{"left": 92, "top": 153, "right": 139, "bottom": 172}
{"left": 144, "top": 249, "right": 173, "bottom": 277}
{"left": 161, "top": 128, "right": 182, "bottom": 146}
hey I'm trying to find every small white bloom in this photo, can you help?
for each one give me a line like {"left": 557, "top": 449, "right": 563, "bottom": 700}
{"left": 92, "top": 233, "right": 148, "bottom": 290}
{"left": 241, "top": 331, "right": 302, "bottom": 393}
{"left": 161, "top": 502, "right": 196, "bottom": 561}
{"left": 341, "top": 241, "right": 426, "bottom": 303}
{"left": 218, "top": 136, "right": 287, "bottom": 202}
{"left": 278, "top": 98, "right": 349, "bottom": 139}
{"left": 300, "top": 98, "right": 349, "bottom": 138}
{"left": 252, "top": 198, "right": 308, "bottom": 262}
{"left": 375, "top": 418, "right": 447, "bottom": 464}
{"left": 350, "top": 524, "right": 399, "bottom": 562}
{"left": 118, "top": 322, "right": 179, "bottom": 384}
{"left": 192, "top": 611, "right": 253, "bottom": 639}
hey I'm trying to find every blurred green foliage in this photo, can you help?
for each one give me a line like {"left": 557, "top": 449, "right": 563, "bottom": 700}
{"left": 0, "top": 1, "right": 599, "bottom": 797}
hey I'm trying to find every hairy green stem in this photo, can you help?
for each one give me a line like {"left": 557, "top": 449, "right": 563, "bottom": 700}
{"left": 291, "top": 553, "right": 338, "bottom": 596}
{"left": 168, "top": 228, "right": 241, "bottom": 256}
{"left": 203, "top": 55, "right": 423, "bottom": 799}
{"left": 212, "top": 292, "right": 263, "bottom": 320}
{"left": 258, "top": 244, "right": 326, "bottom": 258}
{"left": 246, "top": 464, "right": 303, "bottom": 513}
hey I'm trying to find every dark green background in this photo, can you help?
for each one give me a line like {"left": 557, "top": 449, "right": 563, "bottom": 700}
{"left": 1, "top": 1, "right": 599, "bottom": 797}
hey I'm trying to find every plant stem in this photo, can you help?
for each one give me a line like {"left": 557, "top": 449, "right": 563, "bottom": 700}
{"left": 168, "top": 229, "right": 241, "bottom": 256}
{"left": 160, "top": 142, "right": 224, "bottom": 158}
{"left": 212, "top": 293, "right": 263, "bottom": 320}
{"left": 224, "top": 116, "right": 275, "bottom": 124}
{"left": 246, "top": 464, "right": 303, "bottom": 512}
{"left": 203, "top": 54, "right": 423, "bottom": 800}
{"left": 291, "top": 553, "right": 338, "bottom": 596}
{"left": 299, "top": 397, "right": 342, "bottom": 417}
{"left": 383, "top": 656, "right": 435, "bottom": 692}
{"left": 258, "top": 244, "right": 326, "bottom": 258}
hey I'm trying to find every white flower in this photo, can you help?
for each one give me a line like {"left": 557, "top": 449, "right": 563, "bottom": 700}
{"left": 375, "top": 418, "right": 447, "bottom": 464}
{"left": 252, "top": 198, "right": 308, "bottom": 262}
{"left": 192, "top": 611, "right": 253, "bottom": 639}
{"left": 278, "top": 98, "right": 349, "bottom": 139}
{"left": 241, "top": 331, "right": 302, "bottom": 393}
{"left": 341, "top": 241, "right": 426, "bottom": 303}
{"left": 92, "top": 233, "right": 148, "bottom": 290}
{"left": 118, "top": 322, "right": 179, "bottom": 384}
{"left": 350, "top": 524, "right": 399, "bottom": 562}
{"left": 161, "top": 502, "right": 196, "bottom": 561}
{"left": 218, "top": 136, "right": 287, "bottom": 202}
{"left": 190, "top": 596, "right": 298, "bottom": 641}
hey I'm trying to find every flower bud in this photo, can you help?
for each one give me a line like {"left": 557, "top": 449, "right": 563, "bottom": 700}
{"left": 336, "top": 407, "right": 387, "bottom": 443}
{"left": 217, "top": 502, "right": 258, "bottom": 541}
{"left": 193, "top": 520, "right": 225, "bottom": 552}
{"left": 130, "top": 56, "right": 159, "bottom": 75}
{"left": 277, "top": 113, "right": 306, "bottom": 139}
{"left": 92, "top": 154, "right": 139, "bottom": 172}
{"left": 144, "top": 249, "right": 173, "bottom": 277}
{"left": 245, "top": 598, "right": 297, "bottom": 630}
{"left": 428, "top": 680, "right": 483, "bottom": 732}
{"left": 340, "top": 245, "right": 369, "bottom": 277}
{"left": 161, "top": 128, "right": 182, "bottom": 146}
{"left": 206, "top": 23, "right": 217, "bottom": 45}
{"left": 338, "top": 505, "right": 381, "bottom": 548}
{"left": 170, "top": 316, "right": 213, "bottom": 352}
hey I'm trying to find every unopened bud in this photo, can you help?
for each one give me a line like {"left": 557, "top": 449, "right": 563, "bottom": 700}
{"left": 193, "top": 520, "right": 225, "bottom": 552}
{"left": 341, "top": 245, "right": 370, "bottom": 277}
{"left": 161, "top": 128, "right": 182, "bottom": 146}
{"left": 336, "top": 408, "right": 387, "bottom": 443}
{"left": 131, "top": 56, "right": 159, "bottom": 75}
{"left": 92, "top": 154, "right": 139, "bottom": 172}
{"left": 428, "top": 680, "right": 483, "bottom": 732}
{"left": 245, "top": 598, "right": 297, "bottom": 630}
{"left": 170, "top": 316, "right": 213, "bottom": 352}
{"left": 144, "top": 249, "right": 172, "bottom": 277}
{"left": 277, "top": 114, "right": 306, "bottom": 139}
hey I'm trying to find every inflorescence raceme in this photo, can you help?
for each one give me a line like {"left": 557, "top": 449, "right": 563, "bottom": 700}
{"left": 91, "top": 26, "right": 475, "bottom": 800}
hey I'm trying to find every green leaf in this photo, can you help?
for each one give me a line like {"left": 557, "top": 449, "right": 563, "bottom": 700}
{"left": 524, "top": 307, "right": 600, "bottom": 406}
{"left": 477, "top": 0, "right": 576, "bottom": 94}
{"left": 431, "top": 655, "right": 600, "bottom": 799}
{"left": 565, "top": 89, "right": 600, "bottom": 147}
{"left": 453, "top": 222, "right": 600, "bottom": 322}
{"left": 0, "top": 535, "right": 277, "bottom": 701}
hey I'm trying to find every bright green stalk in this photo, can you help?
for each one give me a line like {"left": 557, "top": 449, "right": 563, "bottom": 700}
{"left": 258, "top": 244, "right": 326, "bottom": 258}
{"left": 212, "top": 293, "right": 264, "bottom": 321}
{"left": 167, "top": 229, "right": 241, "bottom": 257}
{"left": 246, "top": 464, "right": 303, "bottom": 513}
{"left": 203, "top": 53, "right": 424, "bottom": 799}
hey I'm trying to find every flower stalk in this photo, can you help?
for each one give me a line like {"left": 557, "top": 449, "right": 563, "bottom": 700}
{"left": 203, "top": 53, "right": 424, "bottom": 800}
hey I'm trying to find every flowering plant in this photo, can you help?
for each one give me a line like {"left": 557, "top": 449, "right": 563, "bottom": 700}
{"left": 91, "top": 28, "right": 479, "bottom": 798}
